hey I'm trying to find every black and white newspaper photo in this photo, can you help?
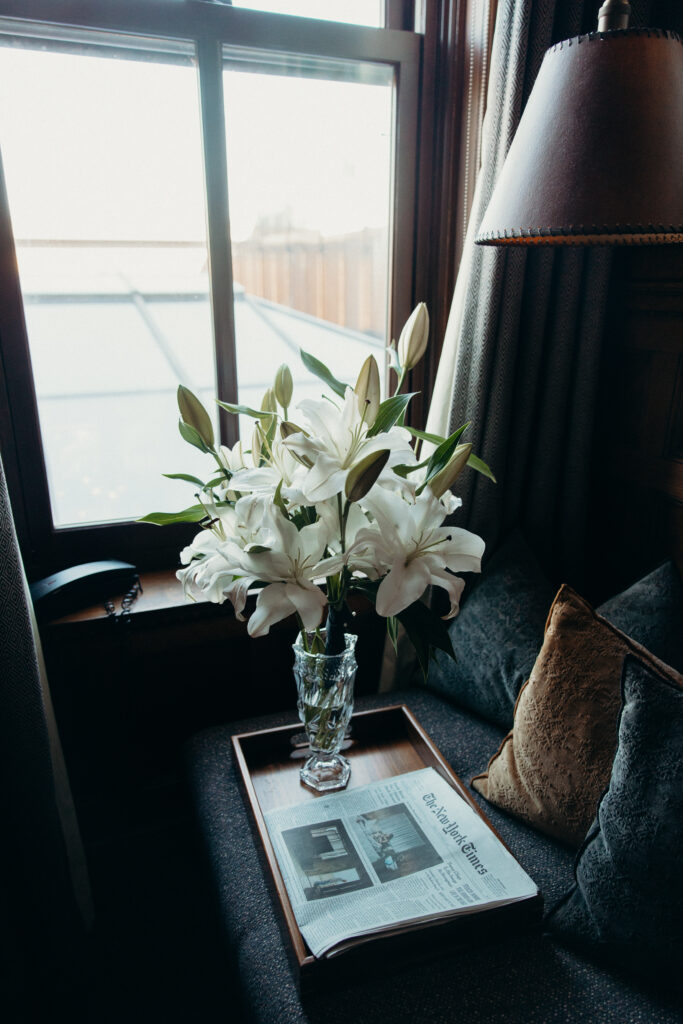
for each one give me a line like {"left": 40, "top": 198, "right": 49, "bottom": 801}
{"left": 264, "top": 767, "right": 538, "bottom": 958}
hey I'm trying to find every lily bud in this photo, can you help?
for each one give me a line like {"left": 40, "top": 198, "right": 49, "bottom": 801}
{"left": 273, "top": 364, "right": 293, "bottom": 409}
{"left": 280, "top": 420, "right": 306, "bottom": 440}
{"left": 259, "top": 387, "right": 277, "bottom": 424}
{"left": 251, "top": 425, "right": 263, "bottom": 467}
{"left": 177, "top": 385, "right": 214, "bottom": 449}
{"left": 397, "top": 302, "right": 429, "bottom": 372}
{"left": 354, "top": 355, "right": 381, "bottom": 426}
{"left": 345, "top": 449, "right": 390, "bottom": 503}
{"left": 428, "top": 443, "right": 472, "bottom": 498}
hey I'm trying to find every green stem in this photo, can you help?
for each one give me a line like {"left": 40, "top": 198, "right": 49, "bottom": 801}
{"left": 295, "top": 612, "right": 310, "bottom": 652}
{"left": 394, "top": 367, "right": 408, "bottom": 398}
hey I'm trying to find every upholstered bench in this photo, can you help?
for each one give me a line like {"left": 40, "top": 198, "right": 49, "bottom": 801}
{"left": 186, "top": 689, "right": 680, "bottom": 1024}
{"left": 186, "top": 534, "right": 683, "bottom": 1023}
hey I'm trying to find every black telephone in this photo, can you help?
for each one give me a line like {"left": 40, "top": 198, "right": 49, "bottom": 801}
{"left": 30, "top": 560, "right": 140, "bottom": 621}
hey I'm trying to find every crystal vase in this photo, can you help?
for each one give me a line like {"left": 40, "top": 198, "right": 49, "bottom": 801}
{"left": 292, "top": 630, "right": 358, "bottom": 792}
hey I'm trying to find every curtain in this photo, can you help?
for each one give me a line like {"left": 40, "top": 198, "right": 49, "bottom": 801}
{"left": 0, "top": 453, "right": 90, "bottom": 1014}
{"left": 427, "top": 0, "right": 656, "bottom": 586}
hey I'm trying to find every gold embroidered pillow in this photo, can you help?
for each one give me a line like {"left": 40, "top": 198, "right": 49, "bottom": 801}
{"left": 472, "top": 584, "right": 683, "bottom": 847}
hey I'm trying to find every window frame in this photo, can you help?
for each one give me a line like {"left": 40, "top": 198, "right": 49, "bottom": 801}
{"left": 0, "top": 0, "right": 421, "bottom": 576}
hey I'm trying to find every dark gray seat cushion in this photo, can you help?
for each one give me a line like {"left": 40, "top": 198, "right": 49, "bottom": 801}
{"left": 186, "top": 690, "right": 681, "bottom": 1024}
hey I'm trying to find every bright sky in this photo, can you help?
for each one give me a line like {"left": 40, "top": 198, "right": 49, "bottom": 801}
{"left": 0, "top": 43, "right": 393, "bottom": 244}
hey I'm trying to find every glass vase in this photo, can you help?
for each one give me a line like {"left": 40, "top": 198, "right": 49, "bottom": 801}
{"left": 292, "top": 630, "right": 358, "bottom": 792}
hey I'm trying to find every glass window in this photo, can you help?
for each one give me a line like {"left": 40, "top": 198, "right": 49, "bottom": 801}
{"left": 0, "top": 45, "right": 214, "bottom": 526}
{"left": 222, "top": 63, "right": 393, "bottom": 433}
{"left": 0, "top": 2, "right": 418, "bottom": 568}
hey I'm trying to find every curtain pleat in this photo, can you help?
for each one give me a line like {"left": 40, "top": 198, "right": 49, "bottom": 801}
{"left": 427, "top": 0, "right": 655, "bottom": 585}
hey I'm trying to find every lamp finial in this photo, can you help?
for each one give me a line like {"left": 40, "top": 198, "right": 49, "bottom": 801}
{"left": 597, "top": 0, "right": 631, "bottom": 31}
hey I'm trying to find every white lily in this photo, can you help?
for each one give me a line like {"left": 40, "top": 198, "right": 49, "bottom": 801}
{"left": 217, "top": 441, "right": 247, "bottom": 474}
{"left": 198, "top": 501, "right": 329, "bottom": 634}
{"left": 214, "top": 441, "right": 248, "bottom": 501}
{"left": 284, "top": 387, "right": 415, "bottom": 504}
{"left": 176, "top": 495, "right": 279, "bottom": 616}
{"left": 322, "top": 487, "right": 484, "bottom": 619}
{"left": 242, "top": 525, "right": 330, "bottom": 637}
{"left": 228, "top": 435, "right": 308, "bottom": 505}
{"left": 314, "top": 496, "right": 370, "bottom": 555}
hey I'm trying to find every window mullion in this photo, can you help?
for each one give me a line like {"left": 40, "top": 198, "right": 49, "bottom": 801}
{"left": 196, "top": 34, "right": 239, "bottom": 448}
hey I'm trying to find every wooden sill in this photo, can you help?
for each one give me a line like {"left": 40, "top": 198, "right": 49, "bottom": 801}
{"left": 48, "top": 569, "right": 205, "bottom": 625}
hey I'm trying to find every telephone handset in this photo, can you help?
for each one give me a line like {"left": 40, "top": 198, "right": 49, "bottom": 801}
{"left": 30, "top": 560, "right": 140, "bottom": 621}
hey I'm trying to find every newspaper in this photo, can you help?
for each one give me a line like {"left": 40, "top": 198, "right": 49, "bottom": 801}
{"left": 264, "top": 767, "right": 538, "bottom": 958}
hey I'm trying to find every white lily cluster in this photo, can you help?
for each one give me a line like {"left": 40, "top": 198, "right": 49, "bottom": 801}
{"left": 145, "top": 304, "right": 492, "bottom": 669}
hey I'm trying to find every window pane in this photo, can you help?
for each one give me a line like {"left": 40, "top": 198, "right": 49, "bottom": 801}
{"left": 229, "top": 1, "right": 383, "bottom": 27}
{"left": 0, "top": 45, "right": 215, "bottom": 527}
{"left": 222, "top": 65, "right": 393, "bottom": 432}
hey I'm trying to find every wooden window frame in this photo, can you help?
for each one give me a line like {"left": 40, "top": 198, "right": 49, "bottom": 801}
{"left": 0, "top": 0, "right": 421, "bottom": 576}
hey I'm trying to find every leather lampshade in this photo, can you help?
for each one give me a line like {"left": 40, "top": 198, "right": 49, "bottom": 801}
{"left": 476, "top": 29, "right": 683, "bottom": 246}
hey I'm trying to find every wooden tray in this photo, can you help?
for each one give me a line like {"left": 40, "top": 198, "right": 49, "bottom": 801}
{"left": 232, "top": 704, "right": 541, "bottom": 987}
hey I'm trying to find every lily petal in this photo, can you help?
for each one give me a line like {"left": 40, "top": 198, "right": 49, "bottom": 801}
{"left": 284, "top": 581, "right": 327, "bottom": 630}
{"left": 375, "top": 558, "right": 431, "bottom": 617}
{"left": 247, "top": 583, "right": 295, "bottom": 637}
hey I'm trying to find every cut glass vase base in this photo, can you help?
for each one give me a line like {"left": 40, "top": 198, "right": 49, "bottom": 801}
{"left": 300, "top": 752, "right": 351, "bottom": 792}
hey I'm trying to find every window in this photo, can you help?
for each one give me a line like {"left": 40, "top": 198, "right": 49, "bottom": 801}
{"left": 0, "top": 2, "right": 420, "bottom": 573}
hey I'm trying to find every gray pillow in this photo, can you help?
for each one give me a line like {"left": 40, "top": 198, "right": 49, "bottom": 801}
{"left": 597, "top": 562, "right": 683, "bottom": 673}
{"left": 546, "top": 654, "right": 683, "bottom": 987}
{"left": 424, "top": 530, "right": 556, "bottom": 728}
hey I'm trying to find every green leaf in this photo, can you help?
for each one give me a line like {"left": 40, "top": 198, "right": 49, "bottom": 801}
{"left": 349, "top": 577, "right": 380, "bottom": 604}
{"left": 137, "top": 504, "right": 208, "bottom": 526}
{"left": 177, "top": 385, "right": 214, "bottom": 448}
{"left": 273, "top": 478, "right": 289, "bottom": 518}
{"left": 467, "top": 452, "right": 497, "bottom": 483}
{"left": 404, "top": 425, "right": 446, "bottom": 446}
{"left": 392, "top": 456, "right": 431, "bottom": 479}
{"left": 244, "top": 544, "right": 271, "bottom": 554}
{"left": 179, "top": 419, "right": 210, "bottom": 453}
{"left": 386, "top": 615, "right": 399, "bottom": 653}
{"left": 217, "top": 400, "right": 276, "bottom": 421}
{"left": 397, "top": 599, "right": 456, "bottom": 680}
{"left": 423, "top": 423, "right": 470, "bottom": 482}
{"left": 300, "top": 349, "right": 347, "bottom": 399}
{"left": 163, "top": 472, "right": 206, "bottom": 487}
{"left": 204, "top": 476, "right": 228, "bottom": 489}
{"left": 366, "top": 392, "right": 417, "bottom": 437}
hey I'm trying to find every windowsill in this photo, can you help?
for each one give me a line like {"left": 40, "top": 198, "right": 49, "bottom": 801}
{"left": 47, "top": 568, "right": 207, "bottom": 625}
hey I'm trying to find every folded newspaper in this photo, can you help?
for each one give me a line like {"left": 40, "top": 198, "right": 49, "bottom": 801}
{"left": 264, "top": 767, "right": 539, "bottom": 959}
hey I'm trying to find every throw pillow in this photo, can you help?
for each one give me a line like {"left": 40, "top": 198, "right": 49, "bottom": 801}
{"left": 597, "top": 561, "right": 683, "bottom": 674}
{"left": 424, "top": 530, "right": 556, "bottom": 728}
{"left": 471, "top": 584, "right": 683, "bottom": 846}
{"left": 546, "top": 654, "right": 683, "bottom": 984}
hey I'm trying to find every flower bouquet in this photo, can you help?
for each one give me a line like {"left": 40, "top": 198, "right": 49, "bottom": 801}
{"left": 142, "top": 304, "right": 493, "bottom": 789}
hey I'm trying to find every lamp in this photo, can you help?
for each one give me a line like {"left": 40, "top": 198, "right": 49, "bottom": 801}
{"left": 475, "top": 1, "right": 683, "bottom": 246}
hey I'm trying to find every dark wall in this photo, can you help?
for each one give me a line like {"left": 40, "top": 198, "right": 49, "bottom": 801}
{"left": 587, "top": 246, "right": 683, "bottom": 601}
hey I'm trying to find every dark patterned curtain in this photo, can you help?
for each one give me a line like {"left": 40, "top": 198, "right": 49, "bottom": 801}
{"left": 427, "top": 0, "right": 657, "bottom": 586}
{"left": 0, "top": 453, "right": 87, "bottom": 1015}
